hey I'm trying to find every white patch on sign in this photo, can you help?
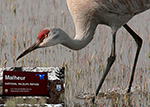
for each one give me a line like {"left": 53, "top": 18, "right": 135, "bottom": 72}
{"left": 56, "top": 84, "right": 61, "bottom": 91}
{"left": 5, "top": 89, "right": 8, "bottom": 93}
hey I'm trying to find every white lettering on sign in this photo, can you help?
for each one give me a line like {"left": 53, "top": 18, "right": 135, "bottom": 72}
{"left": 18, "top": 83, "right": 29, "bottom": 86}
{"left": 10, "top": 88, "right": 32, "bottom": 92}
{"left": 5, "top": 75, "right": 26, "bottom": 80}
{"left": 30, "top": 83, "right": 39, "bottom": 86}
{"left": 5, "top": 82, "right": 17, "bottom": 85}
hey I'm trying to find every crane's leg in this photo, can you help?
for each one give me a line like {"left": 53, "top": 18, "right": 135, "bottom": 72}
{"left": 123, "top": 24, "right": 142, "bottom": 93}
{"left": 92, "top": 31, "right": 116, "bottom": 103}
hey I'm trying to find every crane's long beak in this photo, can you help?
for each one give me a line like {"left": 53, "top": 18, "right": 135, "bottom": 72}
{"left": 16, "top": 40, "right": 41, "bottom": 61}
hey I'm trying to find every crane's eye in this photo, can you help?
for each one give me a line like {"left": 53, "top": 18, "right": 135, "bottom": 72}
{"left": 44, "top": 34, "right": 48, "bottom": 38}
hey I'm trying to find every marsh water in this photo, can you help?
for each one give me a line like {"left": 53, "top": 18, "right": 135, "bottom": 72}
{"left": 0, "top": 0, "right": 150, "bottom": 106}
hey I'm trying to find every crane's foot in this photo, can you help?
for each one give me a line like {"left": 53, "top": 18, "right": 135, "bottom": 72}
{"left": 92, "top": 96, "right": 95, "bottom": 104}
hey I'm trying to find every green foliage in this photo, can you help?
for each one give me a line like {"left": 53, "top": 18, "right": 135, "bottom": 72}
{"left": 148, "top": 52, "right": 150, "bottom": 59}
{"left": 5, "top": 98, "right": 15, "bottom": 107}
{"left": 5, "top": 97, "right": 46, "bottom": 106}
{"left": 59, "top": 93, "right": 65, "bottom": 103}
{"left": 5, "top": 97, "right": 23, "bottom": 107}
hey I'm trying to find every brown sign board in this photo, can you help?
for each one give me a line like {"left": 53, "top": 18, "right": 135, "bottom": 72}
{"left": 3, "top": 71, "right": 48, "bottom": 96}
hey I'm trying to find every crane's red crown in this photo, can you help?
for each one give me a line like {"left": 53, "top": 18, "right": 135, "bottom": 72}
{"left": 37, "top": 29, "right": 50, "bottom": 41}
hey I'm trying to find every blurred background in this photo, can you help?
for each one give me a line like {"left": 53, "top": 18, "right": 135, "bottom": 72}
{"left": 0, "top": 0, "right": 150, "bottom": 106}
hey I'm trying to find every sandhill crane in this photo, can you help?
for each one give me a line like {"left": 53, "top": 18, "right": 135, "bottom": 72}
{"left": 17, "top": 0, "right": 150, "bottom": 103}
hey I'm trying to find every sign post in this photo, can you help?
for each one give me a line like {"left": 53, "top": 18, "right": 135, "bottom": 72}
{"left": 3, "top": 71, "right": 48, "bottom": 96}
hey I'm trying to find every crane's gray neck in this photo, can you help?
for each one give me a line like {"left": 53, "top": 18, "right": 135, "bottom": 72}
{"left": 61, "top": 24, "right": 97, "bottom": 50}
{"left": 61, "top": 36, "right": 92, "bottom": 50}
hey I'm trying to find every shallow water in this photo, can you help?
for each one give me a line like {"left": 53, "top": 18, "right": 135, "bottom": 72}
{"left": 0, "top": 0, "right": 150, "bottom": 106}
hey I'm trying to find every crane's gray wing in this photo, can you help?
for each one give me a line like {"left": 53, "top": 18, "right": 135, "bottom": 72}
{"left": 95, "top": 0, "right": 150, "bottom": 15}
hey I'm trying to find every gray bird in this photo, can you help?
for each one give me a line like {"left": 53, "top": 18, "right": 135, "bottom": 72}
{"left": 17, "top": 0, "right": 150, "bottom": 103}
